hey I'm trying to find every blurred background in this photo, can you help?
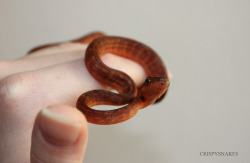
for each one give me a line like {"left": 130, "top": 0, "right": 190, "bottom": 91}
{"left": 0, "top": 0, "right": 249, "bottom": 162}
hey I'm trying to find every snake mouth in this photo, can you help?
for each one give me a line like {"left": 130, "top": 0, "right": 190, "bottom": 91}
{"left": 145, "top": 76, "right": 170, "bottom": 87}
{"left": 151, "top": 76, "right": 169, "bottom": 87}
{"left": 158, "top": 77, "right": 169, "bottom": 83}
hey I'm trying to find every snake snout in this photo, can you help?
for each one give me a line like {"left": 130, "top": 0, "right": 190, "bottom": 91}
{"left": 148, "top": 76, "right": 169, "bottom": 87}
{"left": 157, "top": 77, "right": 169, "bottom": 85}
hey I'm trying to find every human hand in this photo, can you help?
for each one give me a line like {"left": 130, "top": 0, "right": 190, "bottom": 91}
{"left": 0, "top": 39, "right": 146, "bottom": 162}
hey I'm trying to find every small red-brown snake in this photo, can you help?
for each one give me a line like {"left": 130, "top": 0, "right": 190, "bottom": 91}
{"left": 28, "top": 32, "right": 170, "bottom": 125}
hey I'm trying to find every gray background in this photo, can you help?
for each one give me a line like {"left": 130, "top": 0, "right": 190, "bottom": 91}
{"left": 0, "top": 0, "right": 249, "bottom": 163}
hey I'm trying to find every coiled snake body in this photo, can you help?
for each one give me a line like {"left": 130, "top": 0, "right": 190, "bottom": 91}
{"left": 29, "top": 32, "right": 170, "bottom": 125}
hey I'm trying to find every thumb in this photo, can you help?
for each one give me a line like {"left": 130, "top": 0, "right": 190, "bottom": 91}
{"left": 30, "top": 105, "right": 88, "bottom": 163}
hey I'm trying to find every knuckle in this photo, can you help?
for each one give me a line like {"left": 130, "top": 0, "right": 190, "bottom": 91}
{"left": 0, "top": 73, "right": 33, "bottom": 109}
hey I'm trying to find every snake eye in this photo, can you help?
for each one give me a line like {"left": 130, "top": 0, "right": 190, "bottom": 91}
{"left": 145, "top": 78, "right": 151, "bottom": 86}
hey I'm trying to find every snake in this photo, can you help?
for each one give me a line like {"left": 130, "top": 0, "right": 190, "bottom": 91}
{"left": 28, "top": 32, "right": 170, "bottom": 125}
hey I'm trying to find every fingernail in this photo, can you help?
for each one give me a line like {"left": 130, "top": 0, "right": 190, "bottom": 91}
{"left": 39, "top": 108, "right": 82, "bottom": 146}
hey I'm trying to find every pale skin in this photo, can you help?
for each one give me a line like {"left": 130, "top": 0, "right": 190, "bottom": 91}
{"left": 0, "top": 41, "right": 147, "bottom": 163}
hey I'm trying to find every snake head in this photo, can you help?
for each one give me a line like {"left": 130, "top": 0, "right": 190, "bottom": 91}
{"left": 140, "top": 76, "right": 169, "bottom": 108}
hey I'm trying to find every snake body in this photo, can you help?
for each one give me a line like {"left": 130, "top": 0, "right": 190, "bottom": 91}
{"left": 28, "top": 32, "right": 170, "bottom": 125}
